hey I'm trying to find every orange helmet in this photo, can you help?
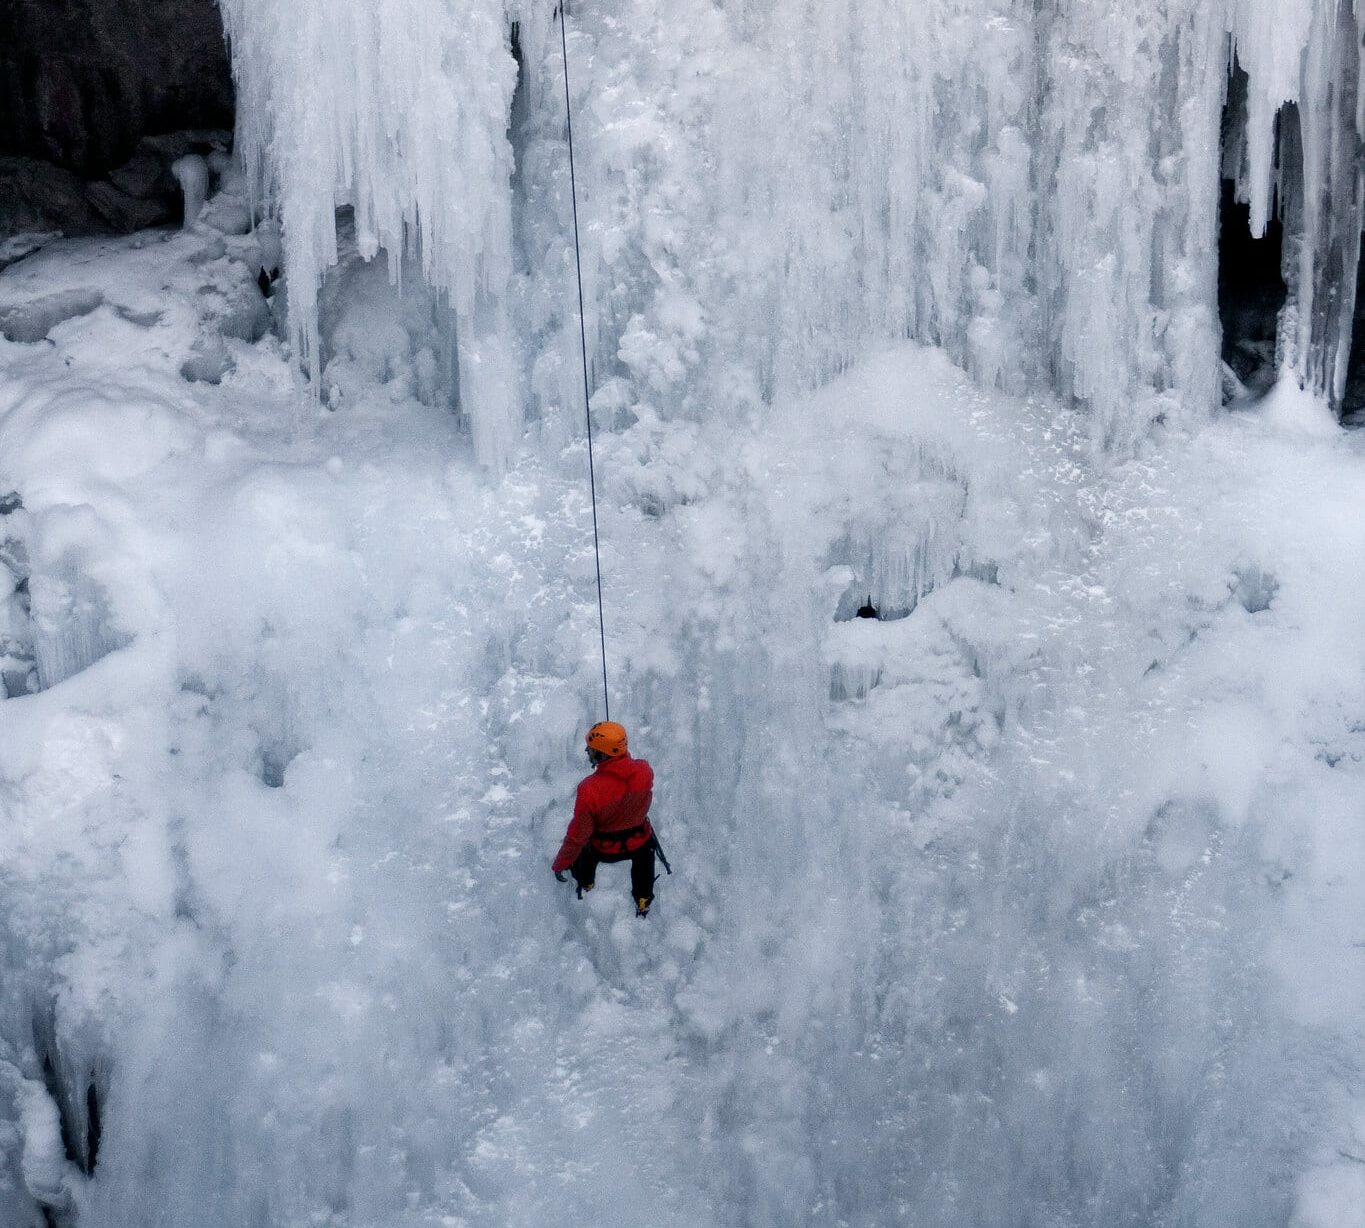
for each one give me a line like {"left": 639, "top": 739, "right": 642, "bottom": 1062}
{"left": 585, "top": 721, "right": 628, "bottom": 759}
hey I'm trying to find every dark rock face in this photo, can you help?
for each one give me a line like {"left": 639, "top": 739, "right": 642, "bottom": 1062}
{"left": 0, "top": 0, "right": 233, "bottom": 238}
{"left": 0, "top": 155, "right": 106, "bottom": 234}
{"left": 0, "top": 129, "right": 232, "bottom": 238}
{"left": 0, "top": 0, "right": 233, "bottom": 175}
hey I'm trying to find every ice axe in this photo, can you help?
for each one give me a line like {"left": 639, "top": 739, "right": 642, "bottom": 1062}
{"left": 651, "top": 832, "right": 673, "bottom": 875}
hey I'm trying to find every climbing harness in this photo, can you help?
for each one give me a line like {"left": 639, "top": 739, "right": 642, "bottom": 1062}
{"left": 558, "top": 3, "right": 611, "bottom": 720}
{"left": 569, "top": 831, "right": 670, "bottom": 901}
{"left": 589, "top": 822, "right": 653, "bottom": 856}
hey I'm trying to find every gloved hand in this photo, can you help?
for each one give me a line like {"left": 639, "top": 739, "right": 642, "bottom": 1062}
{"left": 554, "top": 870, "right": 567, "bottom": 883}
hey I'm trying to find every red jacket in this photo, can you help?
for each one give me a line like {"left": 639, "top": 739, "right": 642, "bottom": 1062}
{"left": 552, "top": 754, "right": 654, "bottom": 873}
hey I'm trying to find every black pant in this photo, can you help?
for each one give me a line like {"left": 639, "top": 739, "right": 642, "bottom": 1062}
{"left": 571, "top": 839, "right": 656, "bottom": 901}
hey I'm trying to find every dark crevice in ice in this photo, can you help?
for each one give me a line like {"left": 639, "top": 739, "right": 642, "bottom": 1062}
{"left": 833, "top": 594, "right": 914, "bottom": 623}
{"left": 255, "top": 724, "right": 304, "bottom": 788}
{"left": 258, "top": 745, "right": 293, "bottom": 788}
{"left": 1218, "top": 180, "right": 1285, "bottom": 400}
{"left": 84, "top": 1081, "right": 101, "bottom": 1173}
{"left": 1232, "top": 566, "right": 1278, "bottom": 615}
{"left": 1218, "top": 65, "right": 1287, "bottom": 402}
{"left": 508, "top": 20, "right": 530, "bottom": 277}
{"left": 37, "top": 1052, "right": 78, "bottom": 1169}
{"left": 33, "top": 1011, "right": 101, "bottom": 1176}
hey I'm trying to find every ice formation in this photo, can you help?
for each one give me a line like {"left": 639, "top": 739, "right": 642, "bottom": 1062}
{"left": 170, "top": 155, "right": 210, "bottom": 230}
{"left": 1227, "top": 0, "right": 1365, "bottom": 406}
{"left": 216, "top": 0, "right": 540, "bottom": 466}
{"left": 0, "top": 2, "right": 1362, "bottom": 1227}
{"left": 220, "top": 0, "right": 1365, "bottom": 457}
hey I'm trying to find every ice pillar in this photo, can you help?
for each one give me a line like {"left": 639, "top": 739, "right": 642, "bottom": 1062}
{"left": 1294, "top": 0, "right": 1364, "bottom": 404}
{"left": 1231, "top": 0, "right": 1365, "bottom": 409}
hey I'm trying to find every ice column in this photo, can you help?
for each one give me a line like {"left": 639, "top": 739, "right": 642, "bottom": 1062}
{"left": 1229, "top": 0, "right": 1365, "bottom": 407}
{"left": 723, "top": 0, "right": 1227, "bottom": 451}
{"left": 171, "top": 155, "right": 210, "bottom": 229}
{"left": 1289, "top": 0, "right": 1364, "bottom": 404}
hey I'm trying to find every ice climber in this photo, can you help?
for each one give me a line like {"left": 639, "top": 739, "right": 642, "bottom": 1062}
{"left": 553, "top": 722, "right": 659, "bottom": 917}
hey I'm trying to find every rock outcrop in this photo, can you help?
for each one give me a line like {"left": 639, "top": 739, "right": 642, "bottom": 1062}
{"left": 0, "top": 0, "right": 234, "bottom": 237}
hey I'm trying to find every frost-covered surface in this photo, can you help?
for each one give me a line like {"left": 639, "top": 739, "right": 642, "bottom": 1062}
{"left": 0, "top": 193, "right": 1362, "bottom": 1225}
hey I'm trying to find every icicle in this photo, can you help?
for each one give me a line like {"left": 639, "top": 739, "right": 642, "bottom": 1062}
{"left": 1294, "top": 0, "right": 1364, "bottom": 402}
{"left": 171, "top": 155, "right": 210, "bottom": 229}
{"left": 1229, "top": 0, "right": 1365, "bottom": 406}
{"left": 1227, "top": 0, "right": 1317, "bottom": 237}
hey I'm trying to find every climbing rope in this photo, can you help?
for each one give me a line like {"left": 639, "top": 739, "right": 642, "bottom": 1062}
{"left": 558, "top": 2, "right": 611, "bottom": 721}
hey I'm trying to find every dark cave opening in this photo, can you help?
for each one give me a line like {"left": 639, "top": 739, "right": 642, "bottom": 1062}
{"left": 1217, "top": 65, "right": 1288, "bottom": 402}
{"left": 1217, "top": 179, "right": 1286, "bottom": 401}
{"left": 1217, "top": 61, "right": 1365, "bottom": 424}
{"left": 34, "top": 1007, "right": 103, "bottom": 1184}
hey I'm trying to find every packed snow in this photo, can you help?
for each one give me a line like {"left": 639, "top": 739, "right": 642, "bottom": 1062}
{"left": 0, "top": 1, "right": 1363, "bottom": 1226}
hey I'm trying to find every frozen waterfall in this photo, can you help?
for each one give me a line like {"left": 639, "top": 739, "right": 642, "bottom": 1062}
{"left": 0, "top": 1, "right": 1362, "bottom": 1227}
{"left": 222, "top": 0, "right": 1365, "bottom": 452}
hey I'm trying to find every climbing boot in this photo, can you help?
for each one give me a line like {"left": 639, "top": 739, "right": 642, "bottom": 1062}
{"left": 635, "top": 896, "right": 652, "bottom": 918}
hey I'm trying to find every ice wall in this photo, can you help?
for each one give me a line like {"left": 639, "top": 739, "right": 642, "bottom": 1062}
{"left": 3, "top": 34, "right": 1365, "bottom": 1227}
{"left": 218, "top": 0, "right": 1365, "bottom": 455}
{"left": 695, "top": 0, "right": 1227, "bottom": 451}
